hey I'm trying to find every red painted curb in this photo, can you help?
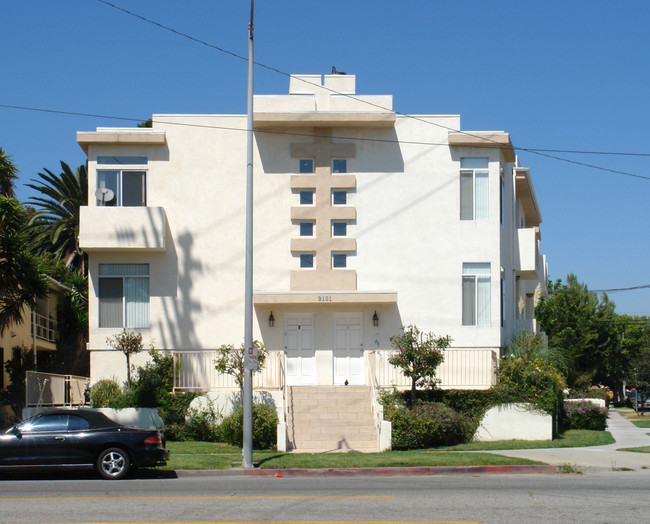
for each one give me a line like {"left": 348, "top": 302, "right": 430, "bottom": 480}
{"left": 246, "top": 464, "right": 559, "bottom": 476}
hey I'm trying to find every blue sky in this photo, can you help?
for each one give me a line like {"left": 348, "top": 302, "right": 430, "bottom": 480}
{"left": 2, "top": 1, "right": 648, "bottom": 316}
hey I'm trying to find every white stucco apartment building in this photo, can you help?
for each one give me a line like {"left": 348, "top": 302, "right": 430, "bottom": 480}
{"left": 77, "top": 74, "right": 547, "bottom": 451}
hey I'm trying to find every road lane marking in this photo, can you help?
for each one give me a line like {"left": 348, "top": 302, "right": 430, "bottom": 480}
{"left": 0, "top": 495, "right": 393, "bottom": 501}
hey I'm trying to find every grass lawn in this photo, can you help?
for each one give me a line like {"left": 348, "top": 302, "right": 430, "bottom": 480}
{"left": 434, "top": 430, "right": 614, "bottom": 451}
{"left": 631, "top": 420, "right": 650, "bottom": 428}
{"left": 161, "top": 431, "right": 611, "bottom": 470}
{"left": 617, "top": 446, "right": 650, "bottom": 453}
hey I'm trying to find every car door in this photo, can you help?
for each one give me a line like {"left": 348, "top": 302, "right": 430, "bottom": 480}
{"left": 13, "top": 414, "right": 69, "bottom": 465}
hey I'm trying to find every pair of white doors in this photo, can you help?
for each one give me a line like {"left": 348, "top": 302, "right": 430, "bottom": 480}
{"left": 285, "top": 314, "right": 363, "bottom": 386}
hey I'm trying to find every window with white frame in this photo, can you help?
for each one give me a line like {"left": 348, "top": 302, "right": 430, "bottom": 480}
{"left": 97, "top": 156, "right": 147, "bottom": 207}
{"left": 299, "top": 222, "right": 314, "bottom": 237}
{"left": 332, "top": 221, "right": 347, "bottom": 237}
{"left": 299, "top": 159, "right": 314, "bottom": 174}
{"left": 299, "top": 190, "right": 314, "bottom": 205}
{"left": 332, "top": 159, "right": 347, "bottom": 173}
{"left": 98, "top": 264, "right": 150, "bottom": 328}
{"left": 460, "top": 157, "right": 488, "bottom": 220}
{"left": 332, "top": 253, "right": 347, "bottom": 268}
{"left": 332, "top": 190, "right": 347, "bottom": 205}
{"left": 299, "top": 254, "right": 314, "bottom": 268}
{"left": 462, "top": 263, "right": 491, "bottom": 326}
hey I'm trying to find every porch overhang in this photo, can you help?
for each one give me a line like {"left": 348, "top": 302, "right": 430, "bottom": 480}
{"left": 253, "top": 290, "right": 398, "bottom": 305}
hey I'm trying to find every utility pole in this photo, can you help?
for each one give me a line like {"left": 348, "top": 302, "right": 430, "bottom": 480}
{"left": 242, "top": 0, "right": 255, "bottom": 469}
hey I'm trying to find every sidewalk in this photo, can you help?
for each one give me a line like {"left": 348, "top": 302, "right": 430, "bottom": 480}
{"left": 482, "top": 408, "right": 650, "bottom": 472}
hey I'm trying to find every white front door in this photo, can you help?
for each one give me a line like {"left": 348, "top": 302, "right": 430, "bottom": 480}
{"left": 285, "top": 316, "right": 316, "bottom": 386}
{"left": 333, "top": 313, "right": 365, "bottom": 385}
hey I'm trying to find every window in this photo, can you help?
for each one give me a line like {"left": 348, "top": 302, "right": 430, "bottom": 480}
{"left": 299, "top": 222, "right": 314, "bottom": 237}
{"left": 97, "top": 170, "right": 146, "bottom": 207}
{"left": 332, "top": 159, "right": 347, "bottom": 173}
{"left": 299, "top": 159, "right": 314, "bottom": 174}
{"left": 299, "top": 254, "right": 314, "bottom": 268}
{"left": 21, "top": 414, "right": 68, "bottom": 433}
{"left": 500, "top": 168, "right": 505, "bottom": 226}
{"left": 462, "top": 263, "right": 491, "bottom": 326}
{"left": 332, "top": 190, "right": 347, "bottom": 205}
{"left": 332, "top": 222, "right": 347, "bottom": 237}
{"left": 332, "top": 253, "right": 347, "bottom": 268}
{"left": 97, "top": 156, "right": 147, "bottom": 165}
{"left": 68, "top": 415, "right": 90, "bottom": 431}
{"left": 299, "top": 190, "right": 314, "bottom": 205}
{"left": 98, "top": 264, "right": 150, "bottom": 328}
{"left": 460, "top": 157, "right": 488, "bottom": 220}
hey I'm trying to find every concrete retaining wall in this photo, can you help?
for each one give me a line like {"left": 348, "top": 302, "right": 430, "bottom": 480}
{"left": 473, "top": 403, "right": 553, "bottom": 441}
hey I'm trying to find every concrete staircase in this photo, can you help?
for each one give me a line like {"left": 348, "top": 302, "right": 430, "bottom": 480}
{"left": 287, "top": 386, "right": 379, "bottom": 453}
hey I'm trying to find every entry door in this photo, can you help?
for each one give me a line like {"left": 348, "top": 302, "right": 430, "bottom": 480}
{"left": 333, "top": 314, "right": 364, "bottom": 385}
{"left": 285, "top": 316, "right": 315, "bottom": 385}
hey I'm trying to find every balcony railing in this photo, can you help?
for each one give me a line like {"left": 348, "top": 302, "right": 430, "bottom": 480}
{"left": 26, "top": 371, "right": 89, "bottom": 407}
{"left": 173, "top": 348, "right": 497, "bottom": 391}
{"left": 31, "top": 313, "right": 57, "bottom": 343}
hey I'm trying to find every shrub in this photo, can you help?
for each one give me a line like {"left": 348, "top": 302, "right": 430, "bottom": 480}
{"left": 493, "top": 356, "right": 565, "bottom": 416}
{"left": 384, "top": 401, "right": 474, "bottom": 450}
{"left": 219, "top": 403, "right": 278, "bottom": 449}
{"left": 584, "top": 388, "right": 610, "bottom": 408}
{"left": 564, "top": 400, "right": 607, "bottom": 430}
{"left": 89, "top": 379, "right": 122, "bottom": 408}
{"left": 164, "top": 423, "right": 193, "bottom": 442}
{"left": 185, "top": 398, "right": 223, "bottom": 442}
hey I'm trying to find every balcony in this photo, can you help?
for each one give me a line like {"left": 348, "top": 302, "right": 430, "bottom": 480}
{"left": 79, "top": 206, "right": 167, "bottom": 252}
{"left": 516, "top": 227, "right": 540, "bottom": 279}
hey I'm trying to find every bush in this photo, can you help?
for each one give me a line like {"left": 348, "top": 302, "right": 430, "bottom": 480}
{"left": 584, "top": 389, "right": 611, "bottom": 408}
{"left": 564, "top": 400, "right": 607, "bottom": 430}
{"left": 89, "top": 379, "right": 122, "bottom": 408}
{"left": 493, "top": 356, "right": 565, "bottom": 416}
{"left": 384, "top": 401, "right": 474, "bottom": 450}
{"left": 219, "top": 403, "right": 278, "bottom": 449}
{"left": 164, "top": 422, "right": 193, "bottom": 442}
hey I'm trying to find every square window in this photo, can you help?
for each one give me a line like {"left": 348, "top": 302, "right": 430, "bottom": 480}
{"left": 332, "top": 190, "right": 347, "bottom": 205}
{"left": 332, "top": 159, "right": 347, "bottom": 173}
{"left": 300, "top": 254, "right": 314, "bottom": 268}
{"left": 97, "top": 170, "right": 146, "bottom": 207}
{"left": 98, "top": 264, "right": 150, "bottom": 328}
{"left": 299, "top": 222, "right": 314, "bottom": 236}
{"left": 332, "top": 253, "right": 347, "bottom": 268}
{"left": 332, "top": 222, "right": 347, "bottom": 237}
{"left": 299, "top": 159, "right": 314, "bottom": 174}
{"left": 299, "top": 190, "right": 314, "bottom": 205}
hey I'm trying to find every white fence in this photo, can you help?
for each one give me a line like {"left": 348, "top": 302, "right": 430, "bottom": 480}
{"left": 26, "top": 371, "right": 89, "bottom": 407}
{"left": 173, "top": 348, "right": 497, "bottom": 391}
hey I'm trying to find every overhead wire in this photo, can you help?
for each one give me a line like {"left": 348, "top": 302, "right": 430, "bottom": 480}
{"left": 93, "top": 0, "right": 650, "bottom": 182}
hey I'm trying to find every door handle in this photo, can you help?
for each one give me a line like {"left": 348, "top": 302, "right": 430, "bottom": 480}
{"left": 54, "top": 436, "right": 65, "bottom": 441}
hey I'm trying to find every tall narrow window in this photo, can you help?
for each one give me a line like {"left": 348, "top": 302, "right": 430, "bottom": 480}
{"left": 462, "top": 263, "right": 491, "bottom": 326}
{"left": 332, "top": 190, "right": 347, "bottom": 205}
{"left": 332, "top": 253, "right": 347, "bottom": 268}
{"left": 332, "top": 222, "right": 347, "bottom": 237}
{"left": 460, "top": 157, "right": 488, "bottom": 220}
{"left": 98, "top": 264, "right": 150, "bottom": 328}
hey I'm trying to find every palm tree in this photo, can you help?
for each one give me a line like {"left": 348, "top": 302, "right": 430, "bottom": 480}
{"left": 0, "top": 147, "right": 18, "bottom": 197}
{"left": 27, "top": 162, "right": 88, "bottom": 274}
{"left": 0, "top": 196, "right": 48, "bottom": 334}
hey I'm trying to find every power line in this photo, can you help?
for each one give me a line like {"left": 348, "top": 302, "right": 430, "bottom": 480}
{"left": 94, "top": 0, "right": 650, "bottom": 182}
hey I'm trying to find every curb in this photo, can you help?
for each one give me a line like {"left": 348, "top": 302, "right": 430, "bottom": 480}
{"left": 244, "top": 464, "right": 560, "bottom": 477}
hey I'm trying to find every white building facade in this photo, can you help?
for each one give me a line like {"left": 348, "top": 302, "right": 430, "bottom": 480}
{"left": 78, "top": 74, "right": 547, "bottom": 394}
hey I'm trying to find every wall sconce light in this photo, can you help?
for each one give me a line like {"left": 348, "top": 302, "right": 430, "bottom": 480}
{"left": 372, "top": 311, "right": 379, "bottom": 327}
{"left": 268, "top": 311, "right": 275, "bottom": 327}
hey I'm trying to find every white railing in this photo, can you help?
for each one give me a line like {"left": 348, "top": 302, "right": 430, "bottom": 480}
{"left": 365, "top": 351, "right": 383, "bottom": 444}
{"left": 372, "top": 348, "right": 498, "bottom": 390}
{"left": 173, "top": 350, "right": 284, "bottom": 392}
{"left": 32, "top": 313, "right": 57, "bottom": 343}
{"left": 26, "top": 371, "right": 89, "bottom": 407}
{"left": 173, "top": 348, "right": 497, "bottom": 391}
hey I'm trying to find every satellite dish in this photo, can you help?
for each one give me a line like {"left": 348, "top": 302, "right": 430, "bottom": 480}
{"left": 95, "top": 187, "right": 115, "bottom": 204}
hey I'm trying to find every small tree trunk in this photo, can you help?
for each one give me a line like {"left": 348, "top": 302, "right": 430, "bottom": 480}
{"left": 126, "top": 354, "right": 131, "bottom": 386}
{"left": 410, "top": 378, "right": 417, "bottom": 406}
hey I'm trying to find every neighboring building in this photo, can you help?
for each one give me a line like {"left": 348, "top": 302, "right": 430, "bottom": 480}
{"left": 77, "top": 74, "right": 547, "bottom": 451}
{"left": 0, "top": 278, "right": 67, "bottom": 422}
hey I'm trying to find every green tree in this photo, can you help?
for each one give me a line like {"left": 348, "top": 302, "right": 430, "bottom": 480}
{"left": 27, "top": 162, "right": 88, "bottom": 274}
{"left": 388, "top": 324, "right": 450, "bottom": 405}
{"left": 107, "top": 329, "right": 144, "bottom": 386}
{"left": 214, "top": 340, "right": 268, "bottom": 400}
{"left": 0, "top": 147, "right": 18, "bottom": 197}
{"left": 627, "top": 348, "right": 650, "bottom": 413}
{"left": 0, "top": 196, "right": 48, "bottom": 334}
{"left": 535, "top": 274, "right": 619, "bottom": 387}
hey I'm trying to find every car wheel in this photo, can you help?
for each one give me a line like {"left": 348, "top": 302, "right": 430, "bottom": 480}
{"left": 97, "top": 448, "right": 130, "bottom": 480}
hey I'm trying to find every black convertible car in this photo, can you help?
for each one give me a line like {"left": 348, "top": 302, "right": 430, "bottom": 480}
{"left": 0, "top": 409, "right": 168, "bottom": 479}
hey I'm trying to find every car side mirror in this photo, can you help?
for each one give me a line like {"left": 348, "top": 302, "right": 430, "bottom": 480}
{"left": 11, "top": 426, "right": 22, "bottom": 438}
